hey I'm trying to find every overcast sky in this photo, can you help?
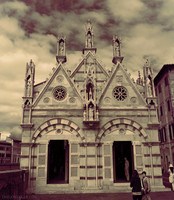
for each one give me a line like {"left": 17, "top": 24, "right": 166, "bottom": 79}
{"left": 0, "top": 0, "right": 174, "bottom": 140}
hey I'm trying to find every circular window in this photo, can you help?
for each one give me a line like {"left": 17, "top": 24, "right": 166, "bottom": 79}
{"left": 53, "top": 86, "right": 67, "bottom": 101}
{"left": 113, "top": 86, "right": 127, "bottom": 101}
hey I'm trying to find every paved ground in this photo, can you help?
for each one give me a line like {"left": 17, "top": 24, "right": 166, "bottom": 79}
{"left": 18, "top": 191, "right": 174, "bottom": 200}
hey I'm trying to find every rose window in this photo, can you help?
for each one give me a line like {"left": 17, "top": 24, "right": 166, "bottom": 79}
{"left": 53, "top": 86, "right": 67, "bottom": 101}
{"left": 113, "top": 86, "right": 127, "bottom": 101}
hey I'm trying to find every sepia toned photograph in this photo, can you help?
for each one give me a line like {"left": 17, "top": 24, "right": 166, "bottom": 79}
{"left": 0, "top": 0, "right": 174, "bottom": 199}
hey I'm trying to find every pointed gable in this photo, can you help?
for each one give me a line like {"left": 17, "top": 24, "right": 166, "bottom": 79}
{"left": 99, "top": 63, "right": 146, "bottom": 108}
{"left": 70, "top": 52, "right": 109, "bottom": 100}
{"left": 33, "top": 63, "right": 83, "bottom": 109}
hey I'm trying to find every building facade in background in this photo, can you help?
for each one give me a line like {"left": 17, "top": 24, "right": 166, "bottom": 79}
{"left": 20, "top": 21, "right": 165, "bottom": 193}
{"left": 154, "top": 64, "right": 174, "bottom": 173}
{"left": 0, "top": 132, "right": 21, "bottom": 164}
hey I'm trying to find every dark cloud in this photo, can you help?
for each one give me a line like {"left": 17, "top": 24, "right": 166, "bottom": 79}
{"left": 1, "top": 0, "right": 174, "bottom": 138}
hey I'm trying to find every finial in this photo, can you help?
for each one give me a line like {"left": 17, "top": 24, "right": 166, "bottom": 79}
{"left": 87, "top": 19, "right": 92, "bottom": 30}
{"left": 83, "top": 20, "right": 96, "bottom": 54}
{"left": 144, "top": 59, "right": 150, "bottom": 67}
{"left": 138, "top": 71, "right": 141, "bottom": 79}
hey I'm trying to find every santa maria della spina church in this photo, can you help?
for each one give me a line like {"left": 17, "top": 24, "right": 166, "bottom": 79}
{"left": 20, "top": 21, "right": 165, "bottom": 193}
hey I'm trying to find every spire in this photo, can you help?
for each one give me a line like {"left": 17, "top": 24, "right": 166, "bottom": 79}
{"left": 83, "top": 20, "right": 97, "bottom": 54}
{"left": 112, "top": 35, "right": 124, "bottom": 64}
{"left": 23, "top": 59, "right": 35, "bottom": 107}
{"left": 56, "top": 35, "right": 67, "bottom": 63}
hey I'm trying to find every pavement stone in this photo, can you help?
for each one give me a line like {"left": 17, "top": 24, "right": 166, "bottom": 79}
{"left": 19, "top": 191, "right": 174, "bottom": 200}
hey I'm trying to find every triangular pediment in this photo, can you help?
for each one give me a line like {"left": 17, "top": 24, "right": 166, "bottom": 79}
{"left": 33, "top": 64, "right": 83, "bottom": 109}
{"left": 70, "top": 52, "right": 109, "bottom": 79}
{"left": 99, "top": 63, "right": 146, "bottom": 108}
{"left": 70, "top": 52, "right": 110, "bottom": 104}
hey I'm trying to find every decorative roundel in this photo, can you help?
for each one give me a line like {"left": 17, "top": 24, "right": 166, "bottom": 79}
{"left": 43, "top": 97, "right": 50, "bottom": 103}
{"left": 56, "top": 75, "right": 64, "bottom": 83}
{"left": 113, "top": 86, "right": 127, "bottom": 101}
{"left": 104, "top": 97, "right": 111, "bottom": 103}
{"left": 69, "top": 97, "right": 76, "bottom": 103}
{"left": 53, "top": 86, "right": 67, "bottom": 101}
{"left": 130, "top": 97, "right": 137, "bottom": 103}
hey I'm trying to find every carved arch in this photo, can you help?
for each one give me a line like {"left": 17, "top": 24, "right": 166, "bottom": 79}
{"left": 32, "top": 118, "right": 85, "bottom": 142}
{"left": 96, "top": 118, "right": 147, "bottom": 142}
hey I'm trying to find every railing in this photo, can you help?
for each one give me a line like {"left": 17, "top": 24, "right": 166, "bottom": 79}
{"left": 0, "top": 169, "right": 29, "bottom": 200}
{"left": 0, "top": 163, "right": 20, "bottom": 171}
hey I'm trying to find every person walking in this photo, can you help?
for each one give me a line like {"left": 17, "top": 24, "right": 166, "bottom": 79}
{"left": 130, "top": 170, "right": 142, "bottom": 200}
{"left": 142, "top": 171, "right": 151, "bottom": 200}
{"left": 168, "top": 164, "right": 174, "bottom": 191}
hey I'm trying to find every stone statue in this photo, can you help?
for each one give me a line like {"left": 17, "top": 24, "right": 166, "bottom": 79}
{"left": 59, "top": 41, "right": 64, "bottom": 56}
{"left": 87, "top": 33, "right": 92, "bottom": 48}
{"left": 89, "top": 105, "right": 94, "bottom": 121}
{"left": 115, "top": 40, "right": 120, "bottom": 57}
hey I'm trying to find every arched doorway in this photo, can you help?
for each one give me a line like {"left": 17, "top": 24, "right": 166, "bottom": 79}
{"left": 97, "top": 118, "right": 147, "bottom": 184}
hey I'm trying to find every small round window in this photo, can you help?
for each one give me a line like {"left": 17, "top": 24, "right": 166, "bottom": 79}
{"left": 113, "top": 86, "right": 127, "bottom": 101}
{"left": 53, "top": 86, "right": 67, "bottom": 101}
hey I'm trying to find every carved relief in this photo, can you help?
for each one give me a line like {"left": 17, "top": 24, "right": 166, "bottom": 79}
{"left": 56, "top": 75, "right": 64, "bottom": 83}
{"left": 43, "top": 97, "right": 50, "bottom": 103}
{"left": 130, "top": 97, "right": 137, "bottom": 104}
{"left": 104, "top": 97, "right": 111, "bottom": 104}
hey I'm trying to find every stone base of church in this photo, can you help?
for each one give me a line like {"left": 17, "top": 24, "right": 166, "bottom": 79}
{"left": 27, "top": 182, "right": 170, "bottom": 194}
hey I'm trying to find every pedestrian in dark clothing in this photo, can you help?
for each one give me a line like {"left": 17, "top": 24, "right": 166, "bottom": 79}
{"left": 130, "top": 170, "right": 142, "bottom": 200}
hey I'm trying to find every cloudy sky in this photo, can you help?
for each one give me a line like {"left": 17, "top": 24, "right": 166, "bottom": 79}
{"left": 0, "top": 0, "right": 174, "bottom": 140}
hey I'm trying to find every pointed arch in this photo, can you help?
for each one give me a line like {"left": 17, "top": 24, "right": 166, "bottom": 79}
{"left": 96, "top": 118, "right": 147, "bottom": 142}
{"left": 32, "top": 118, "right": 85, "bottom": 142}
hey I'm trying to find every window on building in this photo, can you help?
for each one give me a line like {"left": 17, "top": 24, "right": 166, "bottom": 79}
{"left": 167, "top": 100, "right": 171, "bottom": 111}
{"left": 157, "top": 108, "right": 159, "bottom": 120}
{"left": 160, "top": 128, "right": 164, "bottom": 142}
{"left": 169, "top": 125, "right": 172, "bottom": 140}
{"left": 155, "top": 88, "right": 157, "bottom": 96}
{"left": 163, "top": 127, "right": 167, "bottom": 142}
{"left": 172, "top": 123, "right": 174, "bottom": 139}
{"left": 158, "top": 129, "right": 162, "bottom": 142}
{"left": 158, "top": 84, "right": 161, "bottom": 93}
{"left": 165, "top": 77, "right": 169, "bottom": 86}
{"left": 160, "top": 105, "right": 163, "bottom": 116}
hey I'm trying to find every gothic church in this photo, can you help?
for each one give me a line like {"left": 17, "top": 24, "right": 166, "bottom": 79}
{"left": 20, "top": 21, "right": 165, "bottom": 193}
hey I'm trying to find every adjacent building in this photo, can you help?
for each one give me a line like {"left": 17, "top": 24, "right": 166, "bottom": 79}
{"left": 0, "top": 132, "right": 21, "bottom": 164}
{"left": 0, "top": 141, "right": 11, "bottom": 164}
{"left": 154, "top": 64, "right": 174, "bottom": 173}
{"left": 20, "top": 21, "right": 165, "bottom": 193}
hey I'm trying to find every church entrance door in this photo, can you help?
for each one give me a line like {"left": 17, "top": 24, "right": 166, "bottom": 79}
{"left": 113, "top": 141, "right": 134, "bottom": 182}
{"left": 47, "top": 140, "right": 69, "bottom": 184}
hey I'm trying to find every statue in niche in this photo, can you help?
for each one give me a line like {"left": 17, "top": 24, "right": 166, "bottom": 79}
{"left": 86, "top": 81, "right": 94, "bottom": 100}
{"left": 145, "top": 65, "right": 154, "bottom": 97}
{"left": 89, "top": 88, "right": 93, "bottom": 100}
{"left": 88, "top": 104, "right": 94, "bottom": 121}
{"left": 147, "top": 74, "right": 153, "bottom": 97}
{"left": 26, "top": 75, "right": 31, "bottom": 96}
{"left": 115, "top": 40, "right": 120, "bottom": 57}
{"left": 59, "top": 41, "right": 64, "bottom": 56}
{"left": 87, "top": 32, "right": 92, "bottom": 48}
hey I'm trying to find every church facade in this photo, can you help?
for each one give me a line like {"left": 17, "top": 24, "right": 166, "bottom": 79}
{"left": 20, "top": 21, "right": 165, "bottom": 193}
